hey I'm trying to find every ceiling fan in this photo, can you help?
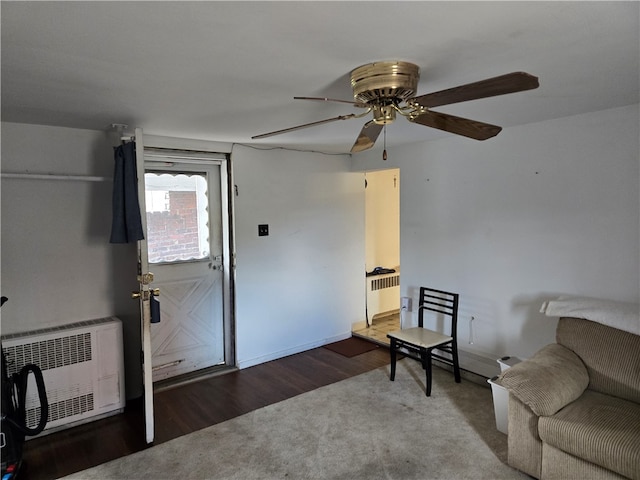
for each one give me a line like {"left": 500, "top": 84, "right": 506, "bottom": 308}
{"left": 252, "top": 61, "right": 539, "bottom": 154}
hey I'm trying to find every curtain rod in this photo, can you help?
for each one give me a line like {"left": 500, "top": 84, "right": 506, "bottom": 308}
{"left": 1, "top": 172, "right": 111, "bottom": 182}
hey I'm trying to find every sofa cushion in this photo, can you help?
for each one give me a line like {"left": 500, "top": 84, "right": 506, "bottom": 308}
{"left": 500, "top": 343, "right": 589, "bottom": 416}
{"left": 556, "top": 317, "right": 640, "bottom": 404}
{"left": 542, "top": 443, "right": 630, "bottom": 480}
{"left": 539, "top": 390, "right": 640, "bottom": 480}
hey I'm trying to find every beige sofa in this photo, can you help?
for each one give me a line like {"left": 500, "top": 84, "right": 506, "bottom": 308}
{"left": 499, "top": 298, "right": 640, "bottom": 480}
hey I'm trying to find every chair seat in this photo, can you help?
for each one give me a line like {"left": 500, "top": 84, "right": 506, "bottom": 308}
{"left": 387, "top": 327, "right": 453, "bottom": 349}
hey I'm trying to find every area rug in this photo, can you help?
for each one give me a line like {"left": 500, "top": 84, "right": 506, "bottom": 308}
{"left": 62, "top": 360, "right": 527, "bottom": 480}
{"left": 322, "top": 336, "right": 379, "bottom": 357}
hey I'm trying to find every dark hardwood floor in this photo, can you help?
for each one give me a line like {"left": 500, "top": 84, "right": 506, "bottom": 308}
{"left": 20, "top": 343, "right": 390, "bottom": 480}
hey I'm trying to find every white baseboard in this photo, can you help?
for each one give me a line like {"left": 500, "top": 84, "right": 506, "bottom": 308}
{"left": 428, "top": 348, "right": 500, "bottom": 381}
{"left": 237, "top": 335, "right": 502, "bottom": 383}
{"left": 458, "top": 349, "right": 501, "bottom": 379}
{"left": 237, "top": 332, "right": 352, "bottom": 369}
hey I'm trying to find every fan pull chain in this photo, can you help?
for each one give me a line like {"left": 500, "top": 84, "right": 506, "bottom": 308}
{"left": 382, "top": 125, "right": 387, "bottom": 161}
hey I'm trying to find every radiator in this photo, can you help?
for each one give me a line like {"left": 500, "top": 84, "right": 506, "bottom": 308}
{"left": 1, "top": 317, "right": 125, "bottom": 437}
{"left": 366, "top": 270, "right": 400, "bottom": 324}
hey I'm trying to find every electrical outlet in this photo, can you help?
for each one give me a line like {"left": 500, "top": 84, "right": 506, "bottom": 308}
{"left": 258, "top": 224, "right": 269, "bottom": 236}
{"left": 401, "top": 296, "right": 412, "bottom": 311}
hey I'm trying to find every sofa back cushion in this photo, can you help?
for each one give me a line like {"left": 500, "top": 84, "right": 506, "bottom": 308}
{"left": 556, "top": 317, "right": 640, "bottom": 403}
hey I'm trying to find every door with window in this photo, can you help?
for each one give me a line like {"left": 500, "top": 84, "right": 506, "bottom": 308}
{"left": 144, "top": 153, "right": 231, "bottom": 382}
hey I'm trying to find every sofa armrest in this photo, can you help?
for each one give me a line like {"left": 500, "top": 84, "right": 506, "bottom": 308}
{"left": 507, "top": 394, "right": 543, "bottom": 479}
{"left": 499, "top": 343, "right": 589, "bottom": 416}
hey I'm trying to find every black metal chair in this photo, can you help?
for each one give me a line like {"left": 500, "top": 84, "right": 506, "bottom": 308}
{"left": 387, "top": 287, "right": 461, "bottom": 396}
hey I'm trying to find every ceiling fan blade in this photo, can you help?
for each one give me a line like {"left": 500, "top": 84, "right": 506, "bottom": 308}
{"left": 410, "top": 72, "right": 539, "bottom": 108}
{"left": 252, "top": 114, "right": 357, "bottom": 139}
{"left": 294, "top": 96, "right": 369, "bottom": 108}
{"left": 351, "top": 121, "right": 384, "bottom": 153}
{"left": 410, "top": 110, "right": 501, "bottom": 140}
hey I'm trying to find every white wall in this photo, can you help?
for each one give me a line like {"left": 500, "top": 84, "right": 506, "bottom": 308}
{"left": 353, "top": 105, "right": 639, "bottom": 376}
{"left": 1, "top": 122, "right": 142, "bottom": 397}
{"left": 231, "top": 145, "right": 365, "bottom": 368}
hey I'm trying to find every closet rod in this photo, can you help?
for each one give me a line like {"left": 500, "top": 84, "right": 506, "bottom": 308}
{"left": 1, "top": 173, "right": 111, "bottom": 182}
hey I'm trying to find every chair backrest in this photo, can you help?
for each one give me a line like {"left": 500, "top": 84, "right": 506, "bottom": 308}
{"left": 418, "top": 287, "right": 459, "bottom": 338}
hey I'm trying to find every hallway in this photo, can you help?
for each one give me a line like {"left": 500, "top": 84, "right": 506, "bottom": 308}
{"left": 352, "top": 312, "right": 400, "bottom": 346}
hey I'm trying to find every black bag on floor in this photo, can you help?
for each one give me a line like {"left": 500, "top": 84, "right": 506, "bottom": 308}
{"left": 1, "top": 297, "right": 48, "bottom": 480}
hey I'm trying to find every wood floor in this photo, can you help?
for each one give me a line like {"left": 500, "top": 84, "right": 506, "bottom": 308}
{"left": 20, "top": 343, "right": 390, "bottom": 480}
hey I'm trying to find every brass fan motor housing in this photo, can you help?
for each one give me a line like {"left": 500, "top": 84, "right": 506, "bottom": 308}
{"left": 350, "top": 61, "right": 421, "bottom": 104}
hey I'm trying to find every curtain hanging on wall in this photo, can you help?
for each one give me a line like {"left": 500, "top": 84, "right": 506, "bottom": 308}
{"left": 109, "top": 142, "right": 144, "bottom": 243}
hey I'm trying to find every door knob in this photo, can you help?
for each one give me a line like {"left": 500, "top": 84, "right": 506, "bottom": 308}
{"left": 132, "top": 288, "right": 160, "bottom": 299}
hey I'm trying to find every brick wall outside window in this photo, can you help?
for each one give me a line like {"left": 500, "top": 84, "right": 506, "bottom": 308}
{"left": 147, "top": 191, "right": 201, "bottom": 263}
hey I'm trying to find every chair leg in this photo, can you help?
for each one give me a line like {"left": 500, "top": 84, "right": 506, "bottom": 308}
{"left": 420, "top": 348, "right": 432, "bottom": 397}
{"left": 389, "top": 338, "right": 397, "bottom": 381}
{"left": 421, "top": 348, "right": 433, "bottom": 397}
{"left": 452, "top": 342, "right": 461, "bottom": 383}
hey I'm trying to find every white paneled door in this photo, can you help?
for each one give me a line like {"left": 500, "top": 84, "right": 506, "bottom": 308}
{"left": 135, "top": 132, "right": 233, "bottom": 445}
{"left": 144, "top": 164, "right": 225, "bottom": 382}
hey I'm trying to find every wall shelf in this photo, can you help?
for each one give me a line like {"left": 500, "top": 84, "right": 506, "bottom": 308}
{"left": 1, "top": 172, "right": 111, "bottom": 182}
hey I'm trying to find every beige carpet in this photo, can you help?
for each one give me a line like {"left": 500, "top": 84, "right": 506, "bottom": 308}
{"left": 62, "top": 360, "right": 528, "bottom": 480}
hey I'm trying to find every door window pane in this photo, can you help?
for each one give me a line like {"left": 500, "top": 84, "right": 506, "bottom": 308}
{"left": 145, "top": 173, "right": 210, "bottom": 264}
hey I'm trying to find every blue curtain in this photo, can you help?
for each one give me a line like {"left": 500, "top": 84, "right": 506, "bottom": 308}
{"left": 110, "top": 142, "right": 144, "bottom": 243}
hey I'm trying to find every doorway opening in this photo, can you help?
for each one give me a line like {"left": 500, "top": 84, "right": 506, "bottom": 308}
{"left": 352, "top": 168, "right": 400, "bottom": 346}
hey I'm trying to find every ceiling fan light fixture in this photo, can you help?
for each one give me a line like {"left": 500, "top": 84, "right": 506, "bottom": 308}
{"left": 372, "top": 104, "right": 396, "bottom": 125}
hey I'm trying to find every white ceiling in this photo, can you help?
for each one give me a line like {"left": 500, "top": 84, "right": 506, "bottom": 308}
{"left": 2, "top": 1, "right": 638, "bottom": 154}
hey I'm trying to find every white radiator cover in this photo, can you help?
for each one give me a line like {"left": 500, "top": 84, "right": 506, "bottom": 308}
{"left": 366, "top": 270, "right": 400, "bottom": 322}
{"left": 1, "top": 317, "right": 125, "bottom": 437}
